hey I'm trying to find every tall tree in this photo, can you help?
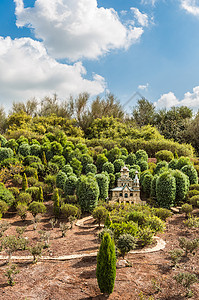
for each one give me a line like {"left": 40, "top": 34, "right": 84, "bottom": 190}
{"left": 132, "top": 98, "right": 156, "bottom": 127}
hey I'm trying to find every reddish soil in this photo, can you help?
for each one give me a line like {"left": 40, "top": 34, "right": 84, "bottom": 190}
{"left": 0, "top": 203, "right": 199, "bottom": 300}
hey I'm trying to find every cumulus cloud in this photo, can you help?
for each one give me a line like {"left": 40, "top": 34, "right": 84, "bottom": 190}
{"left": 181, "top": 0, "right": 199, "bottom": 16}
{"left": 155, "top": 86, "right": 199, "bottom": 110}
{"left": 131, "top": 8, "right": 149, "bottom": 27}
{"left": 138, "top": 83, "right": 149, "bottom": 90}
{"left": 14, "top": 0, "right": 144, "bottom": 61}
{"left": 0, "top": 36, "right": 106, "bottom": 107}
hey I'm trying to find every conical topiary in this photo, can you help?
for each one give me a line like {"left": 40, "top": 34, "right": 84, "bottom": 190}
{"left": 38, "top": 186, "right": 44, "bottom": 202}
{"left": 53, "top": 188, "right": 60, "bottom": 218}
{"left": 96, "top": 232, "right": 116, "bottom": 295}
{"left": 22, "top": 173, "right": 28, "bottom": 191}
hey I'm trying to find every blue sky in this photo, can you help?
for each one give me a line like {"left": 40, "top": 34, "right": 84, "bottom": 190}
{"left": 1, "top": 0, "right": 199, "bottom": 112}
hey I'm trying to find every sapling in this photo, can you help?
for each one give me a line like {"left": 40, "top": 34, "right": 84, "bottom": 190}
{"left": 38, "top": 230, "right": 50, "bottom": 248}
{"left": 179, "top": 237, "right": 199, "bottom": 256}
{"left": 5, "top": 264, "right": 19, "bottom": 286}
{"left": 28, "top": 242, "right": 44, "bottom": 263}
{"left": 181, "top": 204, "right": 193, "bottom": 218}
{"left": 49, "top": 218, "right": 57, "bottom": 230}
{"left": 31, "top": 215, "right": 41, "bottom": 230}
{"left": 1, "top": 235, "right": 27, "bottom": 263}
{"left": 68, "top": 215, "right": 76, "bottom": 229}
{"left": 0, "top": 221, "right": 10, "bottom": 237}
{"left": 16, "top": 226, "right": 27, "bottom": 238}
{"left": 59, "top": 222, "right": 69, "bottom": 237}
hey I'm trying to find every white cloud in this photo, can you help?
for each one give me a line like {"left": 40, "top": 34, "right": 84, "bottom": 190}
{"left": 131, "top": 8, "right": 149, "bottom": 27}
{"left": 155, "top": 86, "right": 199, "bottom": 110}
{"left": 141, "top": 0, "right": 158, "bottom": 6}
{"left": 14, "top": 0, "right": 144, "bottom": 61}
{"left": 138, "top": 83, "right": 149, "bottom": 90}
{"left": 0, "top": 36, "right": 106, "bottom": 108}
{"left": 181, "top": 0, "right": 199, "bottom": 16}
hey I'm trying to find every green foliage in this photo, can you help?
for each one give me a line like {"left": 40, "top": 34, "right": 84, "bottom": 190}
{"left": 53, "top": 189, "right": 60, "bottom": 217}
{"left": 28, "top": 201, "right": 46, "bottom": 217}
{"left": 142, "top": 173, "right": 153, "bottom": 198}
{"left": 16, "top": 203, "right": 28, "bottom": 221}
{"left": 152, "top": 207, "right": 172, "bottom": 221}
{"left": 156, "top": 171, "right": 176, "bottom": 208}
{"left": 77, "top": 175, "right": 99, "bottom": 212}
{"left": 169, "top": 249, "right": 184, "bottom": 267}
{"left": 80, "top": 153, "right": 93, "bottom": 173}
{"left": 1, "top": 235, "right": 27, "bottom": 262}
{"left": 181, "top": 203, "right": 193, "bottom": 217}
{"left": 125, "top": 153, "right": 136, "bottom": 166}
{"left": 146, "top": 215, "right": 165, "bottom": 233}
{"left": 150, "top": 174, "right": 159, "bottom": 200}
{"left": 18, "top": 143, "right": 30, "bottom": 157}
{"left": 85, "top": 163, "right": 97, "bottom": 174}
{"left": 50, "top": 155, "right": 66, "bottom": 170}
{"left": 189, "top": 195, "right": 199, "bottom": 207}
{"left": 113, "top": 159, "right": 124, "bottom": 173}
{"left": 28, "top": 242, "right": 44, "bottom": 263}
{"left": 44, "top": 174, "right": 56, "bottom": 192}
{"left": 38, "top": 186, "right": 44, "bottom": 202}
{"left": 117, "top": 233, "right": 136, "bottom": 258}
{"left": 187, "top": 189, "right": 199, "bottom": 199}
{"left": 138, "top": 227, "right": 154, "bottom": 246}
{"left": 56, "top": 171, "right": 67, "bottom": 190}
{"left": 92, "top": 206, "right": 108, "bottom": 227}
{"left": 50, "top": 141, "right": 63, "bottom": 156}
{"left": 96, "top": 233, "right": 116, "bottom": 295}
{"left": 0, "top": 200, "right": 9, "bottom": 215}
{"left": 23, "top": 155, "right": 42, "bottom": 166}
{"left": 24, "top": 166, "right": 38, "bottom": 178}
{"left": 110, "top": 221, "right": 138, "bottom": 239}
{"left": 179, "top": 237, "right": 199, "bottom": 256}
{"left": 155, "top": 161, "right": 168, "bottom": 175}
{"left": 155, "top": 150, "right": 174, "bottom": 162}
{"left": 61, "top": 203, "right": 78, "bottom": 220}
{"left": 95, "top": 173, "right": 109, "bottom": 201}
{"left": 181, "top": 165, "right": 198, "bottom": 185}
{"left": 128, "top": 210, "right": 147, "bottom": 226}
{"left": 18, "top": 192, "right": 32, "bottom": 205}
{"left": 5, "top": 264, "right": 20, "bottom": 286}
{"left": 176, "top": 156, "right": 192, "bottom": 170}
{"left": 102, "top": 161, "right": 114, "bottom": 174}
{"left": 135, "top": 149, "right": 148, "bottom": 162}
{"left": 70, "top": 157, "right": 82, "bottom": 176}
{"left": 184, "top": 215, "right": 199, "bottom": 228}
{"left": 62, "top": 164, "right": 73, "bottom": 175}
{"left": 174, "top": 272, "right": 198, "bottom": 297}
{"left": 22, "top": 173, "right": 28, "bottom": 191}
{"left": 96, "top": 154, "right": 108, "bottom": 172}
{"left": 64, "top": 174, "right": 78, "bottom": 196}
{"left": 137, "top": 160, "right": 148, "bottom": 172}
{"left": 172, "top": 170, "right": 190, "bottom": 204}
{"left": 0, "top": 147, "right": 14, "bottom": 162}
{"left": 0, "top": 187, "right": 15, "bottom": 206}
{"left": 168, "top": 159, "right": 178, "bottom": 170}
{"left": 30, "top": 144, "right": 41, "bottom": 157}
{"left": 98, "top": 228, "right": 114, "bottom": 241}
{"left": 0, "top": 221, "right": 10, "bottom": 237}
{"left": 189, "top": 184, "right": 199, "bottom": 191}
{"left": 106, "top": 147, "right": 121, "bottom": 163}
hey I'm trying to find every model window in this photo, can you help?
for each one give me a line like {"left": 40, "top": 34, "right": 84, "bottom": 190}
{"left": 130, "top": 193, "right": 133, "bottom": 196}
{"left": 125, "top": 193, "right": 128, "bottom": 198}
{"left": 119, "top": 193, "right": 122, "bottom": 197}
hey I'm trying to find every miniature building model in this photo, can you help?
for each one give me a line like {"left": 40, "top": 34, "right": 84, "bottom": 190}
{"left": 110, "top": 166, "right": 143, "bottom": 204}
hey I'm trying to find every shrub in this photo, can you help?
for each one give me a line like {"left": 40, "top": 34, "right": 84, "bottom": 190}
{"left": 5, "top": 264, "right": 20, "bottom": 286}
{"left": 168, "top": 159, "right": 178, "bottom": 170}
{"left": 12, "top": 174, "right": 23, "bottom": 187}
{"left": 53, "top": 189, "right": 60, "bottom": 217}
{"left": 0, "top": 187, "right": 15, "bottom": 206}
{"left": 113, "top": 159, "right": 124, "bottom": 173}
{"left": 128, "top": 210, "right": 147, "bottom": 226}
{"left": 137, "top": 160, "right": 148, "bottom": 172}
{"left": 0, "top": 135, "right": 7, "bottom": 147}
{"left": 117, "top": 233, "right": 136, "bottom": 258}
{"left": 176, "top": 156, "right": 191, "bottom": 170}
{"left": 135, "top": 149, "right": 148, "bottom": 162}
{"left": 125, "top": 153, "right": 136, "bottom": 166}
{"left": 18, "top": 192, "right": 32, "bottom": 205}
{"left": 28, "top": 201, "right": 46, "bottom": 218}
{"left": 18, "top": 143, "right": 30, "bottom": 157}
{"left": 169, "top": 249, "right": 184, "bottom": 267}
{"left": 38, "top": 186, "right": 44, "bottom": 202}
{"left": 96, "top": 233, "right": 116, "bottom": 295}
{"left": 62, "top": 164, "right": 73, "bottom": 175}
{"left": 27, "top": 177, "right": 38, "bottom": 187}
{"left": 0, "top": 147, "right": 14, "bottom": 162}
{"left": 174, "top": 272, "right": 198, "bottom": 297}
{"left": 155, "top": 150, "right": 174, "bottom": 162}
{"left": 187, "top": 189, "right": 199, "bottom": 199}
{"left": 28, "top": 242, "right": 44, "bottom": 263}
{"left": 85, "top": 163, "right": 97, "bottom": 174}
{"left": 179, "top": 237, "right": 199, "bottom": 256}
{"left": 102, "top": 162, "right": 114, "bottom": 174}
{"left": 96, "top": 154, "right": 108, "bottom": 172}
{"left": 26, "top": 187, "right": 39, "bottom": 202}
{"left": 50, "top": 155, "right": 66, "bottom": 170}
{"left": 56, "top": 171, "right": 67, "bottom": 190}
{"left": 23, "top": 155, "right": 41, "bottom": 166}
{"left": 95, "top": 173, "right": 109, "bottom": 201}
{"left": 189, "top": 195, "right": 199, "bottom": 207}
{"left": 181, "top": 204, "right": 193, "bottom": 218}
{"left": 92, "top": 206, "right": 108, "bottom": 227}
{"left": 65, "top": 195, "right": 78, "bottom": 204}
{"left": 16, "top": 203, "right": 28, "bottom": 221}
{"left": 30, "top": 144, "right": 41, "bottom": 157}
{"left": 0, "top": 200, "right": 9, "bottom": 215}
{"left": 155, "top": 161, "right": 168, "bottom": 175}
{"left": 146, "top": 216, "right": 165, "bottom": 233}
{"left": 70, "top": 157, "right": 82, "bottom": 176}
{"left": 47, "top": 162, "right": 59, "bottom": 175}
{"left": 110, "top": 221, "right": 138, "bottom": 239}
{"left": 80, "top": 154, "right": 93, "bottom": 173}
{"left": 61, "top": 204, "right": 78, "bottom": 221}
{"left": 50, "top": 141, "right": 63, "bottom": 156}
{"left": 181, "top": 165, "right": 198, "bottom": 185}
{"left": 189, "top": 184, "right": 199, "bottom": 191}
{"left": 138, "top": 227, "right": 154, "bottom": 246}
{"left": 184, "top": 215, "right": 199, "bottom": 228}
{"left": 172, "top": 170, "right": 190, "bottom": 204}
{"left": 156, "top": 171, "right": 176, "bottom": 208}
{"left": 24, "top": 166, "right": 38, "bottom": 178}
{"left": 152, "top": 208, "right": 172, "bottom": 221}
{"left": 77, "top": 175, "right": 99, "bottom": 212}
{"left": 150, "top": 174, "right": 159, "bottom": 200}
{"left": 64, "top": 175, "right": 78, "bottom": 196}
{"left": 98, "top": 228, "right": 114, "bottom": 241}
{"left": 44, "top": 175, "right": 56, "bottom": 192}
{"left": 22, "top": 173, "right": 28, "bottom": 191}
{"left": 142, "top": 173, "right": 153, "bottom": 198}
{"left": 8, "top": 187, "right": 20, "bottom": 200}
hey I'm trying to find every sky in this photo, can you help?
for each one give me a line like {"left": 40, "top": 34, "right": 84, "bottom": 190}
{"left": 1, "top": 0, "right": 199, "bottom": 112}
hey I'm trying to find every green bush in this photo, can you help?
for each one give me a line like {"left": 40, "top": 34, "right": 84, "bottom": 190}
{"left": 0, "top": 187, "right": 15, "bottom": 206}
{"left": 155, "top": 150, "right": 174, "bottom": 162}
{"left": 50, "top": 155, "right": 66, "bottom": 170}
{"left": 18, "top": 192, "right": 32, "bottom": 205}
{"left": 23, "top": 155, "right": 42, "bottom": 166}
{"left": 0, "top": 147, "right": 14, "bottom": 162}
{"left": 142, "top": 173, "right": 153, "bottom": 198}
{"left": 27, "top": 177, "right": 38, "bottom": 187}
{"left": 102, "top": 162, "right": 114, "bottom": 174}
{"left": 53, "top": 189, "right": 60, "bottom": 217}
{"left": 168, "top": 159, "right": 178, "bottom": 170}
{"left": 44, "top": 175, "right": 56, "bottom": 192}
{"left": 125, "top": 153, "right": 136, "bottom": 166}
{"left": 187, "top": 189, "right": 199, "bottom": 199}
{"left": 0, "top": 200, "right": 9, "bottom": 215}
{"left": 22, "top": 173, "right": 28, "bottom": 191}
{"left": 181, "top": 203, "right": 193, "bottom": 218}
{"left": 136, "top": 149, "right": 148, "bottom": 162}
{"left": 189, "top": 195, "right": 199, "bottom": 207}
{"left": 152, "top": 208, "right": 172, "bottom": 221}
{"left": 128, "top": 210, "right": 147, "bottom": 226}
{"left": 28, "top": 201, "right": 46, "bottom": 217}
{"left": 61, "top": 164, "right": 73, "bottom": 175}
{"left": 12, "top": 174, "right": 23, "bottom": 187}
{"left": 150, "top": 174, "right": 159, "bottom": 200}
{"left": 138, "top": 227, "right": 154, "bottom": 246}
{"left": 70, "top": 157, "right": 82, "bottom": 176}
{"left": 30, "top": 144, "right": 41, "bottom": 157}
{"left": 85, "top": 163, "right": 97, "bottom": 174}
{"left": 26, "top": 187, "right": 39, "bottom": 202}
{"left": 98, "top": 228, "right": 114, "bottom": 241}
{"left": 156, "top": 171, "right": 176, "bottom": 208}
{"left": 92, "top": 206, "right": 108, "bottom": 227}
{"left": 56, "top": 171, "right": 67, "bottom": 190}
{"left": 25, "top": 166, "right": 38, "bottom": 178}
{"left": 117, "top": 233, "right": 136, "bottom": 258}
{"left": 184, "top": 215, "right": 199, "bottom": 228}
{"left": 179, "top": 237, "right": 199, "bottom": 256}
{"left": 95, "top": 173, "right": 109, "bottom": 201}
{"left": 5, "top": 139, "right": 18, "bottom": 152}
{"left": 80, "top": 154, "right": 93, "bottom": 173}
{"left": 113, "top": 159, "right": 124, "bottom": 173}
{"left": 172, "top": 170, "right": 190, "bottom": 204}
{"left": 146, "top": 216, "right": 165, "bottom": 233}
{"left": 137, "top": 160, "right": 148, "bottom": 172}
{"left": 18, "top": 143, "right": 31, "bottom": 157}
{"left": 96, "top": 154, "right": 108, "bottom": 172}
{"left": 110, "top": 221, "right": 138, "bottom": 239}
{"left": 65, "top": 195, "right": 78, "bottom": 204}
{"left": 64, "top": 175, "right": 78, "bottom": 196}
{"left": 61, "top": 203, "right": 78, "bottom": 220}
{"left": 181, "top": 165, "right": 198, "bottom": 185}
{"left": 155, "top": 161, "right": 168, "bottom": 175}
{"left": 189, "top": 184, "right": 199, "bottom": 191}
{"left": 96, "top": 233, "right": 116, "bottom": 295}
{"left": 176, "top": 156, "right": 192, "bottom": 170}
{"left": 50, "top": 141, "right": 63, "bottom": 156}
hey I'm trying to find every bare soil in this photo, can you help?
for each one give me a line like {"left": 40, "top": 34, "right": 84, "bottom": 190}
{"left": 0, "top": 203, "right": 199, "bottom": 300}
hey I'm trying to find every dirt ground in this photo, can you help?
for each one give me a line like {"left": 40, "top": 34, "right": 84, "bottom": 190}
{"left": 0, "top": 203, "right": 198, "bottom": 300}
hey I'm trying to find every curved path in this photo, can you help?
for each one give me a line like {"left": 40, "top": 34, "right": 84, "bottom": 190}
{"left": 0, "top": 217, "right": 166, "bottom": 262}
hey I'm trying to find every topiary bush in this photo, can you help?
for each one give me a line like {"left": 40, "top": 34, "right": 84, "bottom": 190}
{"left": 168, "top": 159, "right": 178, "bottom": 170}
{"left": 0, "top": 187, "right": 15, "bottom": 206}
{"left": 187, "top": 189, "right": 199, "bottom": 199}
{"left": 95, "top": 173, "right": 109, "bottom": 201}
{"left": 172, "top": 170, "right": 190, "bottom": 204}
{"left": 189, "top": 184, "right": 199, "bottom": 191}
{"left": 135, "top": 149, "right": 148, "bottom": 162}
{"left": 30, "top": 144, "right": 41, "bottom": 157}
{"left": 155, "top": 150, "right": 174, "bottom": 162}
{"left": 176, "top": 156, "right": 192, "bottom": 170}
{"left": 26, "top": 187, "right": 39, "bottom": 202}
{"left": 125, "top": 153, "right": 136, "bottom": 166}
{"left": 137, "top": 160, "right": 148, "bottom": 172}
{"left": 156, "top": 171, "right": 176, "bottom": 208}
{"left": 23, "top": 155, "right": 42, "bottom": 166}
{"left": 18, "top": 143, "right": 31, "bottom": 157}
{"left": 181, "top": 165, "right": 198, "bottom": 185}
{"left": 18, "top": 192, "right": 32, "bottom": 205}
{"left": 189, "top": 195, "right": 199, "bottom": 207}
{"left": 28, "top": 201, "right": 46, "bottom": 218}
{"left": 0, "top": 147, "right": 14, "bottom": 162}
{"left": 61, "top": 164, "right": 73, "bottom": 176}
{"left": 117, "top": 233, "right": 136, "bottom": 258}
{"left": 155, "top": 161, "right": 168, "bottom": 175}
{"left": 128, "top": 210, "right": 147, "bottom": 226}
{"left": 113, "top": 159, "right": 124, "bottom": 173}
{"left": 142, "top": 173, "right": 153, "bottom": 198}
{"left": 150, "top": 174, "right": 159, "bottom": 200}
{"left": 64, "top": 175, "right": 78, "bottom": 196}
{"left": 152, "top": 207, "right": 172, "bottom": 221}
{"left": 85, "top": 163, "right": 97, "bottom": 175}
{"left": 61, "top": 203, "right": 78, "bottom": 221}
{"left": 181, "top": 204, "right": 193, "bottom": 218}
{"left": 102, "top": 162, "right": 114, "bottom": 174}
{"left": 56, "top": 171, "right": 67, "bottom": 190}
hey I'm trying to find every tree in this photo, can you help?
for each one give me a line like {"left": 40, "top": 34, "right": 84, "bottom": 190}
{"left": 92, "top": 206, "right": 108, "bottom": 227}
{"left": 77, "top": 175, "right": 99, "bottom": 212}
{"left": 96, "top": 154, "right": 108, "bottom": 173}
{"left": 64, "top": 175, "right": 78, "bottom": 196}
{"left": 95, "top": 173, "right": 109, "bottom": 201}
{"left": 156, "top": 171, "right": 176, "bottom": 208}
{"left": 38, "top": 186, "right": 44, "bottom": 202}
{"left": 117, "top": 233, "right": 136, "bottom": 259}
{"left": 96, "top": 233, "right": 116, "bottom": 295}
{"left": 132, "top": 98, "right": 156, "bottom": 127}
{"left": 61, "top": 204, "right": 78, "bottom": 221}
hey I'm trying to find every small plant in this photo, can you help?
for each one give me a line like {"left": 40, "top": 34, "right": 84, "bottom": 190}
{"left": 68, "top": 215, "right": 76, "bottom": 229}
{"left": 49, "top": 218, "right": 57, "bottom": 230}
{"left": 1, "top": 235, "right": 27, "bottom": 263}
{"left": 31, "top": 215, "right": 41, "bottom": 230}
{"left": 16, "top": 226, "right": 27, "bottom": 238}
{"left": 181, "top": 204, "right": 193, "bottom": 218}
{"left": 16, "top": 203, "right": 28, "bottom": 221}
{"left": 98, "top": 228, "right": 114, "bottom": 241}
{"left": 174, "top": 272, "right": 198, "bottom": 298}
{"left": 92, "top": 206, "right": 108, "bottom": 228}
{"left": 184, "top": 215, "right": 199, "bottom": 228}
{"left": 59, "top": 222, "right": 69, "bottom": 237}
{"left": 169, "top": 249, "right": 184, "bottom": 267}
{"left": 0, "top": 221, "right": 10, "bottom": 237}
{"left": 5, "top": 264, "right": 19, "bottom": 286}
{"left": 138, "top": 292, "right": 154, "bottom": 300}
{"left": 38, "top": 230, "right": 50, "bottom": 248}
{"left": 117, "top": 233, "right": 136, "bottom": 259}
{"left": 138, "top": 227, "right": 154, "bottom": 247}
{"left": 28, "top": 242, "right": 44, "bottom": 263}
{"left": 179, "top": 237, "right": 199, "bottom": 256}
{"left": 151, "top": 278, "right": 162, "bottom": 293}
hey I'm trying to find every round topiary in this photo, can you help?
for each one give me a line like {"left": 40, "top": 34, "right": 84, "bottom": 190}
{"left": 0, "top": 187, "right": 15, "bottom": 206}
{"left": 18, "top": 192, "right": 32, "bottom": 205}
{"left": 181, "top": 165, "right": 198, "bottom": 185}
{"left": 142, "top": 173, "right": 153, "bottom": 198}
{"left": 85, "top": 163, "right": 97, "bottom": 175}
{"left": 137, "top": 160, "right": 148, "bottom": 172}
{"left": 0, "top": 147, "right": 14, "bottom": 162}
{"left": 156, "top": 171, "right": 176, "bottom": 208}
{"left": 176, "top": 156, "right": 192, "bottom": 170}
{"left": 95, "top": 173, "right": 109, "bottom": 200}
{"left": 56, "top": 171, "right": 67, "bottom": 190}
{"left": 155, "top": 150, "right": 174, "bottom": 163}
{"left": 62, "top": 164, "right": 73, "bottom": 175}
{"left": 135, "top": 149, "right": 148, "bottom": 162}
{"left": 125, "top": 153, "right": 136, "bottom": 166}
{"left": 64, "top": 175, "right": 78, "bottom": 196}
{"left": 102, "top": 162, "right": 115, "bottom": 174}
{"left": 18, "top": 143, "right": 31, "bottom": 157}
{"left": 172, "top": 170, "right": 190, "bottom": 204}
{"left": 50, "top": 155, "right": 66, "bottom": 170}
{"left": 155, "top": 161, "right": 168, "bottom": 175}
{"left": 168, "top": 159, "right": 178, "bottom": 170}
{"left": 113, "top": 159, "right": 125, "bottom": 173}
{"left": 150, "top": 174, "right": 159, "bottom": 200}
